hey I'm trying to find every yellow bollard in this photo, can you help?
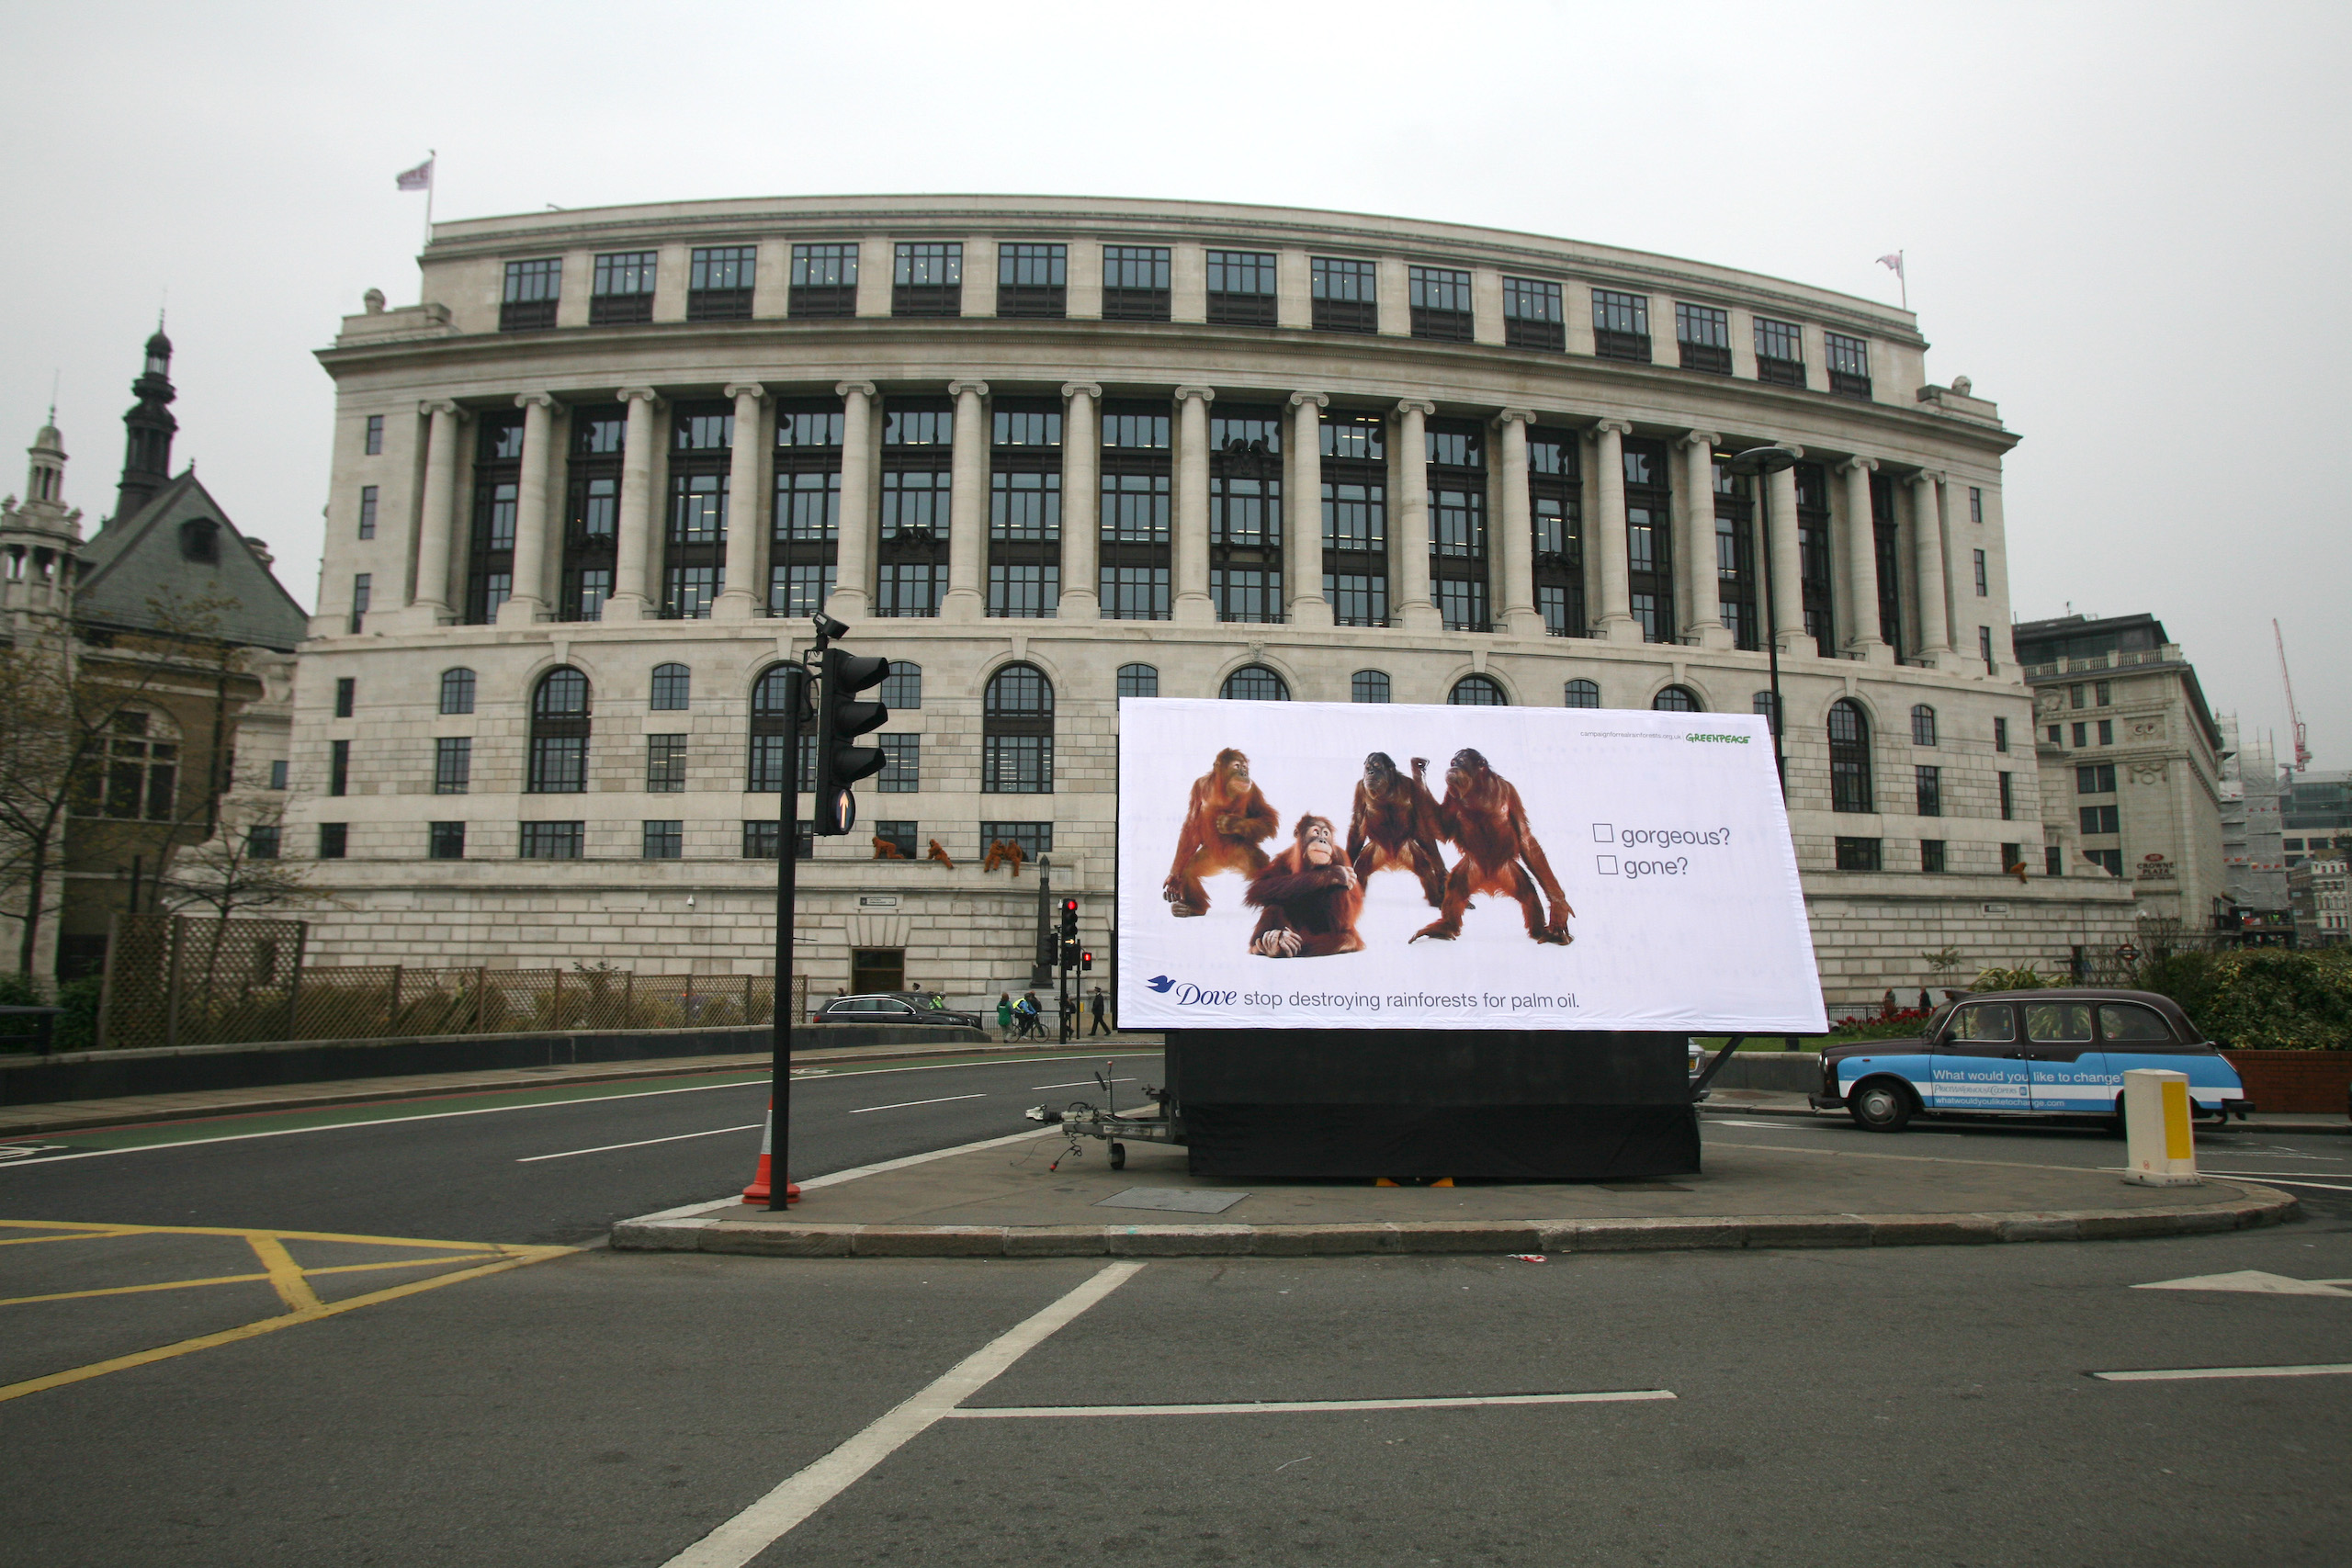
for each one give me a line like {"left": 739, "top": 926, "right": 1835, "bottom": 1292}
{"left": 2121, "top": 1068, "right": 2201, "bottom": 1187}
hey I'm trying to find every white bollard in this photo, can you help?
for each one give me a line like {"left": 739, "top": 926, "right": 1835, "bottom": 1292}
{"left": 2121, "top": 1068, "right": 2201, "bottom": 1187}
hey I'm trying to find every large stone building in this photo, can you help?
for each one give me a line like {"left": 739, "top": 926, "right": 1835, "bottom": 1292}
{"left": 292, "top": 195, "right": 2132, "bottom": 1013}
{"left": 2013, "top": 613, "right": 2227, "bottom": 929}
{"left": 2282, "top": 769, "right": 2351, "bottom": 868}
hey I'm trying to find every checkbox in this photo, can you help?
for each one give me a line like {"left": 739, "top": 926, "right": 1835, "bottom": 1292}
{"left": 1596, "top": 855, "right": 1620, "bottom": 875}
{"left": 1592, "top": 823, "right": 1613, "bottom": 843}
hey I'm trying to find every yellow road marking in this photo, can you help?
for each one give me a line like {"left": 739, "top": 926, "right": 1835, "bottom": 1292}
{"left": 244, "top": 1233, "right": 324, "bottom": 1313}
{"left": 0, "top": 1252, "right": 502, "bottom": 1308}
{"left": 0, "top": 1218, "right": 530, "bottom": 1250}
{"left": 0, "top": 1230, "right": 123, "bottom": 1247}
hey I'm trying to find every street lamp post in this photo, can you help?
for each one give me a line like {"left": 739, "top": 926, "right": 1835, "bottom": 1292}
{"left": 1726, "top": 445, "right": 1804, "bottom": 794}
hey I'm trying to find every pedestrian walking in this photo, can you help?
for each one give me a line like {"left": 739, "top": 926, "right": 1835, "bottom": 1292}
{"left": 1015, "top": 991, "right": 1042, "bottom": 1040}
{"left": 1089, "top": 986, "right": 1111, "bottom": 1036}
{"left": 997, "top": 992, "right": 1013, "bottom": 1042}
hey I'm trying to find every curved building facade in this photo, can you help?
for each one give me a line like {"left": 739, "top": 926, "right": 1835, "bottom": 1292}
{"left": 298, "top": 195, "right": 2132, "bottom": 1011}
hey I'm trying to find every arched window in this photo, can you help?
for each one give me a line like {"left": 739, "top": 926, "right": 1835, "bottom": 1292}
{"left": 880, "top": 660, "right": 922, "bottom": 710}
{"left": 1911, "top": 704, "right": 1938, "bottom": 747}
{"left": 983, "top": 664, "right": 1054, "bottom": 793}
{"left": 1352, "top": 671, "right": 1390, "bottom": 704}
{"left": 1450, "top": 675, "right": 1506, "bottom": 706}
{"left": 94, "top": 708, "right": 179, "bottom": 820}
{"left": 439, "top": 668, "right": 477, "bottom": 716}
{"left": 1117, "top": 663, "right": 1159, "bottom": 698}
{"left": 1220, "top": 665, "right": 1289, "bottom": 701}
{"left": 650, "top": 662, "right": 691, "bottom": 711}
{"left": 1564, "top": 679, "right": 1600, "bottom": 709}
{"left": 748, "top": 665, "right": 803, "bottom": 793}
{"left": 1828, "top": 699, "right": 1871, "bottom": 813}
{"left": 1651, "top": 685, "right": 1701, "bottom": 713}
{"left": 527, "top": 669, "right": 591, "bottom": 794}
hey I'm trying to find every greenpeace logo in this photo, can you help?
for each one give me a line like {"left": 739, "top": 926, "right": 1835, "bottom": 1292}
{"left": 1684, "top": 732, "right": 1750, "bottom": 744}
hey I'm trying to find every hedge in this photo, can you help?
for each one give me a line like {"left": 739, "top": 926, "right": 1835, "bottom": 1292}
{"left": 2135, "top": 948, "right": 2352, "bottom": 1049}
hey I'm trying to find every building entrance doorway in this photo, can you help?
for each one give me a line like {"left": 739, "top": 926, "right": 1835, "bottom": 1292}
{"left": 851, "top": 948, "right": 904, "bottom": 995}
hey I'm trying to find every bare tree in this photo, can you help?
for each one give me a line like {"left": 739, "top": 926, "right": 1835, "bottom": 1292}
{"left": 156, "top": 787, "right": 324, "bottom": 922}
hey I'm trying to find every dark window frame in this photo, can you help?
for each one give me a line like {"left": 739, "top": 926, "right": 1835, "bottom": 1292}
{"left": 1828, "top": 698, "right": 1872, "bottom": 813}
{"left": 1408, "top": 265, "right": 1473, "bottom": 341}
{"left": 788, "top": 243, "right": 858, "bottom": 319}
{"left": 1676, "top": 302, "right": 1732, "bottom": 374}
{"left": 500, "top": 257, "right": 560, "bottom": 331}
{"left": 892, "top": 242, "right": 964, "bottom": 317}
{"left": 1502, "top": 276, "right": 1565, "bottom": 352}
{"left": 1205, "top": 249, "right": 1277, "bottom": 326}
{"left": 982, "top": 663, "right": 1055, "bottom": 793}
{"left": 1591, "top": 288, "right": 1652, "bottom": 362}
{"left": 687, "top": 245, "right": 755, "bottom": 321}
{"left": 1310, "top": 257, "right": 1378, "bottom": 333}
{"left": 996, "top": 243, "right": 1068, "bottom": 319}
{"left": 591, "top": 251, "right": 658, "bottom": 325}
{"left": 1102, "top": 245, "right": 1171, "bottom": 321}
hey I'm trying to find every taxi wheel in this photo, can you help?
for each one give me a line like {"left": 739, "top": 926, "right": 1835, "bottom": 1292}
{"left": 1849, "top": 1079, "right": 1914, "bottom": 1133}
{"left": 2109, "top": 1095, "right": 2129, "bottom": 1137}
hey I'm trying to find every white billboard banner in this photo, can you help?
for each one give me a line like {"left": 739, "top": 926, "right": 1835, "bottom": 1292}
{"left": 1115, "top": 698, "right": 1826, "bottom": 1033}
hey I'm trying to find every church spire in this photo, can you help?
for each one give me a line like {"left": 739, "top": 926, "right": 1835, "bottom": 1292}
{"left": 114, "top": 320, "right": 177, "bottom": 522}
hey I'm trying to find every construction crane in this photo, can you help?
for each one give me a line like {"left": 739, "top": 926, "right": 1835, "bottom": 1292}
{"left": 2275, "top": 618, "right": 2312, "bottom": 772}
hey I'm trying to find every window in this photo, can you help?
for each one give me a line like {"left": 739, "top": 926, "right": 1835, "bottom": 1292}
{"left": 1828, "top": 699, "right": 1872, "bottom": 813}
{"left": 348, "top": 572, "right": 371, "bottom": 635}
{"left": 2070, "top": 683, "right": 2086, "bottom": 710}
{"left": 1451, "top": 675, "right": 1507, "bottom": 706}
{"left": 2080, "top": 804, "right": 2120, "bottom": 835}
{"left": 562, "top": 412, "right": 623, "bottom": 622}
{"left": 1591, "top": 289, "right": 1650, "bottom": 362}
{"left": 642, "top": 820, "right": 683, "bottom": 860}
{"left": 872, "top": 820, "right": 918, "bottom": 860}
{"left": 1973, "top": 549, "right": 1988, "bottom": 596}
{"left": 1969, "top": 486, "right": 1984, "bottom": 524}
{"left": 747, "top": 665, "right": 801, "bottom": 794}
{"left": 1623, "top": 438, "right": 1672, "bottom": 643}
{"left": 1566, "top": 680, "right": 1600, "bottom": 709}
{"left": 2098, "top": 720, "right": 2114, "bottom": 746}
{"left": 988, "top": 400, "right": 1062, "bottom": 619}
{"left": 1651, "top": 685, "right": 1700, "bottom": 712}
{"left": 1503, "top": 277, "right": 1564, "bottom": 351}
{"left": 237, "top": 823, "right": 278, "bottom": 863}
{"left": 319, "top": 822, "right": 347, "bottom": 860}
{"left": 1754, "top": 692, "right": 1781, "bottom": 734}
{"left": 1211, "top": 408, "right": 1283, "bottom": 625}
{"left": 789, "top": 243, "right": 858, "bottom": 318}
{"left": 1408, "top": 266, "right": 1473, "bottom": 341}
{"left": 520, "top": 821, "right": 583, "bottom": 860}
{"left": 358, "top": 485, "right": 378, "bottom": 539}
{"left": 527, "top": 668, "right": 590, "bottom": 794}
{"left": 328, "top": 740, "right": 349, "bottom": 797}
{"left": 1676, "top": 303, "right": 1732, "bottom": 374}
{"left": 1529, "top": 430, "right": 1583, "bottom": 637}
{"left": 1101, "top": 566, "right": 1169, "bottom": 620}
{"left": 1994, "top": 716, "right": 2009, "bottom": 753}
{"left": 646, "top": 735, "right": 687, "bottom": 793}
{"left": 881, "top": 661, "right": 923, "bottom": 709}
{"left": 1102, "top": 245, "right": 1170, "bottom": 321}
{"left": 439, "top": 668, "right": 476, "bottom": 715}
{"left": 1979, "top": 626, "right": 1996, "bottom": 671}
{"left": 1321, "top": 412, "right": 1388, "bottom": 628}
{"left": 650, "top": 662, "right": 691, "bottom": 710}
{"left": 980, "top": 821, "right": 1053, "bottom": 861}
{"left": 268, "top": 760, "right": 288, "bottom": 790}
{"left": 2095, "top": 682, "right": 2111, "bottom": 707}
{"left": 1754, "top": 317, "right": 1805, "bottom": 387}
{"left": 2086, "top": 848, "right": 2122, "bottom": 876}
{"left": 1205, "top": 249, "right": 1277, "bottom": 326}
{"left": 877, "top": 734, "right": 919, "bottom": 793}
{"left": 2100, "top": 1003, "right": 2173, "bottom": 1043}
{"left": 2046, "top": 843, "right": 2064, "bottom": 877}
{"left": 893, "top": 243, "right": 962, "bottom": 316}
{"left": 1117, "top": 663, "right": 1159, "bottom": 698}
{"left": 2077, "top": 763, "right": 2117, "bottom": 794}
{"left": 1999, "top": 772, "right": 2016, "bottom": 820}
{"left": 1100, "top": 400, "right": 1172, "bottom": 621}
{"left": 1792, "top": 462, "right": 1835, "bottom": 655}
{"left": 663, "top": 403, "right": 731, "bottom": 620}
{"left": 2002, "top": 842, "right": 2027, "bottom": 874}
{"left": 435, "top": 737, "right": 471, "bottom": 795}
{"left": 1427, "top": 421, "right": 1487, "bottom": 631}
{"left": 997, "top": 243, "right": 1067, "bottom": 317}
{"left": 1910, "top": 705, "right": 1937, "bottom": 746}
{"left": 880, "top": 400, "right": 953, "bottom": 617}
{"left": 687, "top": 245, "right": 754, "bottom": 321}
{"left": 982, "top": 664, "right": 1054, "bottom": 792}
{"left": 770, "top": 401, "right": 843, "bottom": 618}
{"left": 1221, "top": 665, "right": 1290, "bottom": 702}
{"left": 592, "top": 251, "right": 657, "bottom": 324}
{"left": 334, "top": 677, "right": 356, "bottom": 718}
{"left": 1826, "top": 331, "right": 1872, "bottom": 399}
{"left": 1920, "top": 840, "right": 1946, "bottom": 874}
{"left": 1916, "top": 765, "right": 1942, "bottom": 817}
{"left": 1835, "top": 836, "right": 1883, "bottom": 872}
{"left": 2073, "top": 722, "right": 2088, "bottom": 748}
{"left": 742, "top": 820, "right": 814, "bottom": 861}
{"left": 1353, "top": 671, "right": 1391, "bottom": 704}
{"left": 364, "top": 415, "right": 384, "bottom": 455}
{"left": 465, "top": 412, "right": 523, "bottom": 625}
{"left": 500, "top": 257, "right": 560, "bottom": 331}
{"left": 1311, "top": 257, "right": 1377, "bottom": 333}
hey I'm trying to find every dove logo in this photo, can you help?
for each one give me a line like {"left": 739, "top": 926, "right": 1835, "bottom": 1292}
{"left": 1144, "top": 975, "right": 1238, "bottom": 1008}
{"left": 1146, "top": 976, "right": 1175, "bottom": 993}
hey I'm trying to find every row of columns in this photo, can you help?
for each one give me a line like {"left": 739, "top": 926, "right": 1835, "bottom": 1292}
{"left": 402, "top": 383, "right": 1962, "bottom": 664}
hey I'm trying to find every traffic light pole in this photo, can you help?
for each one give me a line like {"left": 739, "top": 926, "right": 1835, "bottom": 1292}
{"left": 767, "top": 660, "right": 807, "bottom": 1211}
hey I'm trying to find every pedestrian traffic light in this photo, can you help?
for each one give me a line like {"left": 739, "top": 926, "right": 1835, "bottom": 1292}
{"left": 812, "top": 642, "right": 889, "bottom": 835}
{"left": 1059, "top": 897, "right": 1079, "bottom": 940}
{"left": 1080, "top": 951, "right": 1093, "bottom": 972}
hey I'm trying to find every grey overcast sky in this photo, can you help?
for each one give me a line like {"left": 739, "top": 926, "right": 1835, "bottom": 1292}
{"left": 4, "top": 1, "right": 2345, "bottom": 766}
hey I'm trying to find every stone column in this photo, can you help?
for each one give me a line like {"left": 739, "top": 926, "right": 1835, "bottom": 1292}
{"left": 607, "top": 388, "right": 661, "bottom": 623}
{"left": 409, "top": 400, "right": 465, "bottom": 626}
{"left": 1910, "top": 468, "right": 1952, "bottom": 664}
{"left": 826, "top": 381, "right": 876, "bottom": 619}
{"left": 1172, "top": 385, "right": 1216, "bottom": 624}
{"left": 714, "top": 382, "right": 766, "bottom": 621}
{"left": 943, "top": 378, "right": 989, "bottom": 620}
{"left": 1058, "top": 382, "right": 1102, "bottom": 620}
{"left": 1286, "top": 391, "right": 1331, "bottom": 627}
{"left": 1679, "top": 430, "right": 1731, "bottom": 649}
{"left": 1495, "top": 409, "right": 1543, "bottom": 637}
{"left": 1766, "top": 458, "right": 1807, "bottom": 653}
{"left": 1392, "top": 400, "right": 1440, "bottom": 630}
{"left": 1590, "top": 419, "right": 1640, "bottom": 642}
{"left": 496, "top": 393, "right": 556, "bottom": 626}
{"left": 1838, "top": 455, "right": 1887, "bottom": 660}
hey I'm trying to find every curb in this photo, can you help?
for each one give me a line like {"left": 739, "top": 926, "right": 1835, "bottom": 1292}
{"left": 1701, "top": 1103, "right": 2352, "bottom": 1137}
{"left": 610, "top": 1183, "right": 2298, "bottom": 1259}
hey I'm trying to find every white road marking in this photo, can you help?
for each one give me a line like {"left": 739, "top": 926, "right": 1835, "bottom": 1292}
{"left": 2199, "top": 1173, "right": 2352, "bottom": 1192}
{"left": 622, "top": 1126, "right": 1070, "bottom": 1224}
{"left": 659, "top": 1261, "right": 1147, "bottom": 1568}
{"left": 1032, "top": 1077, "right": 1137, "bottom": 1089}
{"left": 850, "top": 1093, "right": 986, "bottom": 1114}
{"left": 947, "top": 1390, "right": 1677, "bottom": 1418}
{"left": 516, "top": 1124, "right": 763, "bottom": 1163}
{"left": 2132, "top": 1270, "right": 2352, "bottom": 1297}
{"left": 2093, "top": 1363, "right": 2352, "bottom": 1382}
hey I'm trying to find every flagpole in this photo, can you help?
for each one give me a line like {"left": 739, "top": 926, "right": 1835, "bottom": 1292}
{"left": 1899, "top": 249, "right": 1907, "bottom": 311}
{"left": 423, "top": 149, "right": 436, "bottom": 251}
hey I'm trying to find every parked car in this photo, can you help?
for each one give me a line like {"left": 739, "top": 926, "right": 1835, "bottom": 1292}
{"left": 808, "top": 993, "right": 985, "bottom": 1030}
{"left": 1811, "top": 989, "right": 2246, "bottom": 1133}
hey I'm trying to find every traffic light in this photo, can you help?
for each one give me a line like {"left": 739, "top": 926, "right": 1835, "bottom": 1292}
{"left": 1080, "top": 951, "right": 1093, "bottom": 973}
{"left": 812, "top": 643, "right": 889, "bottom": 834}
{"left": 1058, "top": 897, "right": 1080, "bottom": 968}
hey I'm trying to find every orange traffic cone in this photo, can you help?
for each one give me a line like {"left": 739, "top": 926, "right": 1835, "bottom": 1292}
{"left": 741, "top": 1099, "right": 800, "bottom": 1205}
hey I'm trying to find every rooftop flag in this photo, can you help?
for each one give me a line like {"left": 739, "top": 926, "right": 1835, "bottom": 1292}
{"left": 395, "top": 158, "right": 434, "bottom": 192}
{"left": 1875, "top": 252, "right": 1905, "bottom": 276}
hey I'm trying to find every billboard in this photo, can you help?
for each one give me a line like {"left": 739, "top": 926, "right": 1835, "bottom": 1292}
{"left": 1115, "top": 698, "right": 1826, "bottom": 1033}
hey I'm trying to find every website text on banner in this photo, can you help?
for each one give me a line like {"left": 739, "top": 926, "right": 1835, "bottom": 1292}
{"left": 1115, "top": 699, "right": 1826, "bottom": 1033}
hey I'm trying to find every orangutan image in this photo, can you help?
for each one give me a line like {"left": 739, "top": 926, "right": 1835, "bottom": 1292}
{"left": 1411, "top": 748, "right": 1573, "bottom": 946}
{"left": 1162, "top": 747, "right": 1279, "bottom": 917}
{"left": 1346, "top": 752, "right": 1449, "bottom": 908}
{"left": 1245, "top": 815, "right": 1365, "bottom": 958}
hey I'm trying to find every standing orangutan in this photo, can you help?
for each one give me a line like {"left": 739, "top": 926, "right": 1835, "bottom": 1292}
{"left": 1346, "top": 752, "right": 1449, "bottom": 908}
{"left": 1245, "top": 816, "right": 1364, "bottom": 957}
{"left": 1162, "top": 747, "right": 1279, "bottom": 916}
{"left": 1411, "top": 748, "right": 1573, "bottom": 946}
